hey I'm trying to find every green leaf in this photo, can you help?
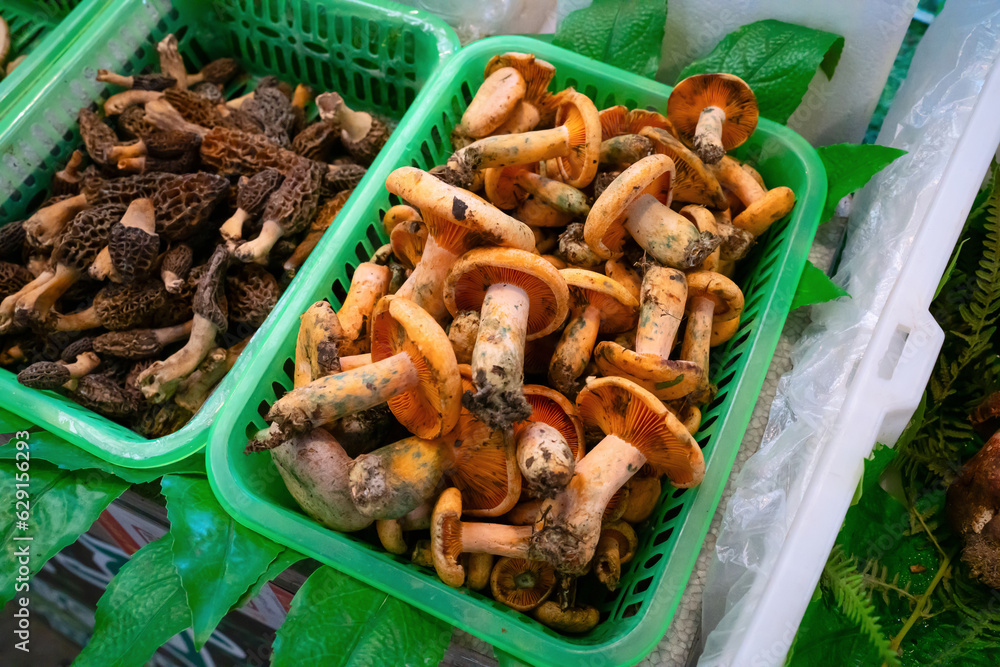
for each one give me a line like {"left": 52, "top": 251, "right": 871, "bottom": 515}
{"left": 0, "top": 430, "right": 205, "bottom": 484}
{"left": 818, "top": 144, "right": 907, "bottom": 222}
{"left": 791, "top": 260, "right": 850, "bottom": 310}
{"left": 234, "top": 547, "right": 306, "bottom": 609}
{"left": 1, "top": 462, "right": 128, "bottom": 603}
{"left": 553, "top": 0, "right": 667, "bottom": 79}
{"left": 73, "top": 534, "right": 192, "bottom": 667}
{"left": 161, "top": 474, "right": 285, "bottom": 649}
{"left": 678, "top": 20, "right": 845, "bottom": 125}
{"left": 271, "top": 566, "right": 452, "bottom": 667}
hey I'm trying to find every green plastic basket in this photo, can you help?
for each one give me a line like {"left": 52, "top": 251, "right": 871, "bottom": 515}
{"left": 207, "top": 36, "right": 827, "bottom": 666}
{"left": 0, "top": 0, "right": 457, "bottom": 468}
{"left": 0, "top": 1, "right": 106, "bottom": 122}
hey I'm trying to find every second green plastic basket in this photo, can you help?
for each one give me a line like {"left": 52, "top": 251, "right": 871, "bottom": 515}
{"left": 0, "top": 0, "right": 457, "bottom": 468}
{"left": 207, "top": 36, "right": 827, "bottom": 666}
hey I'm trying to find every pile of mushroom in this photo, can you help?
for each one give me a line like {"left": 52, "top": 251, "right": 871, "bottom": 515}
{"left": 0, "top": 33, "right": 393, "bottom": 436}
{"left": 249, "top": 52, "right": 796, "bottom": 633}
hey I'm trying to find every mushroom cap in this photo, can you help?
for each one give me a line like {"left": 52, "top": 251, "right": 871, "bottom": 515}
{"left": 685, "top": 271, "right": 743, "bottom": 321}
{"left": 431, "top": 487, "right": 466, "bottom": 587}
{"left": 593, "top": 340, "right": 704, "bottom": 401}
{"left": 466, "top": 552, "right": 494, "bottom": 591}
{"left": 370, "top": 295, "right": 462, "bottom": 439}
{"left": 485, "top": 53, "right": 556, "bottom": 106}
{"left": 376, "top": 519, "right": 408, "bottom": 555}
{"left": 554, "top": 90, "right": 601, "bottom": 189}
{"left": 599, "top": 106, "right": 673, "bottom": 140}
{"left": 237, "top": 169, "right": 286, "bottom": 215}
{"left": 576, "top": 375, "right": 705, "bottom": 486}
{"left": 514, "top": 196, "right": 573, "bottom": 228}
{"left": 17, "top": 362, "right": 71, "bottom": 390}
{"left": 483, "top": 164, "right": 530, "bottom": 211}
{"left": 199, "top": 57, "right": 240, "bottom": 85}
{"left": 109, "top": 223, "right": 160, "bottom": 284}
{"left": 560, "top": 268, "right": 639, "bottom": 334}
{"left": 600, "top": 519, "right": 638, "bottom": 564}
{"left": 226, "top": 264, "right": 280, "bottom": 328}
{"left": 448, "top": 366, "right": 522, "bottom": 516}
{"left": 622, "top": 476, "right": 662, "bottom": 524}
{"left": 490, "top": 557, "right": 557, "bottom": 612}
{"left": 710, "top": 315, "right": 740, "bottom": 347}
{"left": 389, "top": 217, "right": 427, "bottom": 269}
{"left": 732, "top": 186, "right": 796, "bottom": 237}
{"left": 521, "top": 385, "right": 584, "bottom": 461}
{"left": 584, "top": 154, "right": 675, "bottom": 260}
{"left": 443, "top": 247, "right": 569, "bottom": 341}
{"left": 61, "top": 336, "right": 95, "bottom": 363}
{"left": 667, "top": 73, "right": 758, "bottom": 151}
{"left": 461, "top": 66, "right": 526, "bottom": 138}
{"left": 640, "top": 126, "right": 727, "bottom": 209}
{"left": 385, "top": 167, "right": 534, "bottom": 255}
{"left": 381, "top": 204, "right": 421, "bottom": 236}
{"left": 532, "top": 601, "right": 600, "bottom": 633}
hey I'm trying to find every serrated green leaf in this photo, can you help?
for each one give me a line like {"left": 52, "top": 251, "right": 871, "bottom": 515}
{"left": 73, "top": 534, "right": 192, "bottom": 667}
{"left": 0, "top": 430, "right": 205, "bottom": 484}
{"left": 161, "top": 474, "right": 285, "bottom": 649}
{"left": 271, "top": 566, "right": 452, "bottom": 667}
{"left": 553, "top": 0, "right": 667, "bottom": 79}
{"left": 234, "top": 547, "right": 306, "bottom": 609}
{"left": 791, "top": 260, "right": 850, "bottom": 311}
{"left": 678, "top": 19, "right": 844, "bottom": 125}
{"left": 818, "top": 144, "right": 907, "bottom": 222}
{"left": 1, "top": 462, "right": 128, "bottom": 603}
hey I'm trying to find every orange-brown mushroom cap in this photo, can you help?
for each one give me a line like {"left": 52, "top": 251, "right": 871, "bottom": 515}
{"left": 667, "top": 73, "right": 758, "bottom": 152}
{"left": 484, "top": 164, "right": 530, "bottom": 211}
{"left": 520, "top": 385, "right": 585, "bottom": 462}
{"left": 640, "top": 126, "right": 728, "bottom": 209}
{"left": 431, "top": 487, "right": 466, "bottom": 587}
{"left": 370, "top": 295, "right": 462, "bottom": 438}
{"left": 385, "top": 167, "right": 535, "bottom": 255}
{"left": 553, "top": 89, "right": 601, "bottom": 189}
{"left": 685, "top": 271, "right": 743, "bottom": 322}
{"left": 443, "top": 247, "right": 569, "bottom": 341}
{"left": 485, "top": 53, "right": 556, "bottom": 109}
{"left": 389, "top": 217, "right": 427, "bottom": 269}
{"left": 584, "top": 154, "right": 675, "bottom": 259}
{"left": 600, "top": 105, "right": 673, "bottom": 141}
{"left": 561, "top": 268, "right": 639, "bottom": 334}
{"left": 593, "top": 341, "right": 705, "bottom": 401}
{"left": 490, "top": 556, "right": 557, "bottom": 612}
{"left": 576, "top": 376, "right": 705, "bottom": 487}
{"left": 382, "top": 204, "right": 422, "bottom": 236}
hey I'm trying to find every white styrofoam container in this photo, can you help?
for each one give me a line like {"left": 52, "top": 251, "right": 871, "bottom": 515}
{"left": 720, "top": 24, "right": 1000, "bottom": 667}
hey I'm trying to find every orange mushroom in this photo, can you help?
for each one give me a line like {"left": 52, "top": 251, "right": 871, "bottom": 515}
{"left": 547, "top": 269, "right": 638, "bottom": 396}
{"left": 584, "top": 154, "right": 720, "bottom": 269}
{"left": 667, "top": 73, "right": 758, "bottom": 165}
{"left": 681, "top": 271, "right": 743, "bottom": 401}
{"left": 385, "top": 167, "right": 533, "bottom": 322}
{"left": 443, "top": 247, "right": 569, "bottom": 429}
{"left": 529, "top": 377, "right": 704, "bottom": 575}
{"left": 484, "top": 53, "right": 557, "bottom": 133}
{"left": 712, "top": 156, "right": 795, "bottom": 236}
{"left": 593, "top": 520, "right": 637, "bottom": 590}
{"left": 514, "top": 385, "right": 585, "bottom": 498}
{"left": 594, "top": 266, "right": 704, "bottom": 400}
{"left": 491, "top": 557, "right": 557, "bottom": 612}
{"left": 336, "top": 262, "right": 390, "bottom": 356}
{"left": 640, "top": 126, "right": 728, "bottom": 209}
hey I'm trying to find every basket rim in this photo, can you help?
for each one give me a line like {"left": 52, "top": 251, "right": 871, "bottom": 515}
{"left": 0, "top": 0, "right": 459, "bottom": 469}
{"left": 206, "top": 34, "right": 827, "bottom": 667}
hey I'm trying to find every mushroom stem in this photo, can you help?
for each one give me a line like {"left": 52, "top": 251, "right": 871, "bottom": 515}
{"left": 466, "top": 282, "right": 532, "bottom": 429}
{"left": 463, "top": 522, "right": 534, "bottom": 559}
{"left": 455, "top": 126, "right": 570, "bottom": 172}
{"left": 14, "top": 264, "right": 78, "bottom": 323}
{"left": 549, "top": 305, "right": 600, "bottom": 395}
{"left": 236, "top": 219, "right": 284, "bottom": 265}
{"left": 109, "top": 140, "right": 147, "bottom": 162}
{"left": 219, "top": 208, "right": 250, "bottom": 243}
{"left": 680, "top": 295, "right": 714, "bottom": 394}
{"left": 268, "top": 351, "right": 419, "bottom": 435}
{"left": 448, "top": 310, "right": 480, "bottom": 366}
{"left": 338, "top": 262, "right": 390, "bottom": 354}
{"left": 24, "top": 193, "right": 89, "bottom": 248}
{"left": 50, "top": 304, "right": 102, "bottom": 331}
{"left": 104, "top": 89, "right": 163, "bottom": 115}
{"left": 605, "top": 259, "right": 641, "bottom": 301}
{"left": 531, "top": 434, "right": 645, "bottom": 575}
{"left": 514, "top": 171, "right": 590, "bottom": 216}
{"left": 137, "top": 314, "right": 219, "bottom": 402}
{"left": 517, "top": 421, "right": 575, "bottom": 498}
{"left": 0, "top": 270, "right": 53, "bottom": 332}
{"left": 635, "top": 267, "right": 686, "bottom": 358}
{"left": 594, "top": 532, "right": 622, "bottom": 589}
{"left": 395, "top": 236, "right": 455, "bottom": 323}
{"left": 624, "top": 194, "right": 718, "bottom": 269}
{"left": 494, "top": 100, "right": 540, "bottom": 134}
{"left": 144, "top": 99, "right": 209, "bottom": 137}
{"left": 693, "top": 106, "right": 726, "bottom": 164}
{"left": 96, "top": 70, "right": 133, "bottom": 87}
{"left": 88, "top": 247, "right": 120, "bottom": 282}
{"left": 348, "top": 435, "right": 451, "bottom": 519}
{"left": 339, "top": 353, "right": 371, "bottom": 371}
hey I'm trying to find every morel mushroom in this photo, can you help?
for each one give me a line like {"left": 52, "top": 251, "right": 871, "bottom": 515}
{"left": 96, "top": 68, "right": 177, "bottom": 91}
{"left": 283, "top": 188, "right": 353, "bottom": 279}
{"left": 108, "top": 198, "right": 159, "bottom": 283}
{"left": 93, "top": 320, "right": 194, "bottom": 359}
{"left": 51, "top": 280, "right": 167, "bottom": 332}
{"left": 160, "top": 243, "right": 193, "bottom": 293}
{"left": 316, "top": 92, "right": 389, "bottom": 165}
{"left": 226, "top": 264, "right": 280, "bottom": 328}
{"left": 0, "top": 262, "right": 33, "bottom": 300}
{"left": 52, "top": 150, "right": 86, "bottom": 196}
{"left": 137, "top": 244, "right": 230, "bottom": 402}
{"left": 174, "top": 337, "right": 248, "bottom": 411}
{"left": 219, "top": 168, "right": 285, "bottom": 245}
{"left": 17, "top": 351, "right": 100, "bottom": 390}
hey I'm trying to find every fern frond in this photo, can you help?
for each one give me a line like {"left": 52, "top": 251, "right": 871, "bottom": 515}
{"left": 821, "top": 546, "right": 900, "bottom": 666}
{"left": 861, "top": 560, "right": 916, "bottom": 606}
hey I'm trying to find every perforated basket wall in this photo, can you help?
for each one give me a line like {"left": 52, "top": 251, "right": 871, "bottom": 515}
{"left": 207, "top": 36, "right": 827, "bottom": 666}
{"left": 0, "top": 0, "right": 457, "bottom": 468}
